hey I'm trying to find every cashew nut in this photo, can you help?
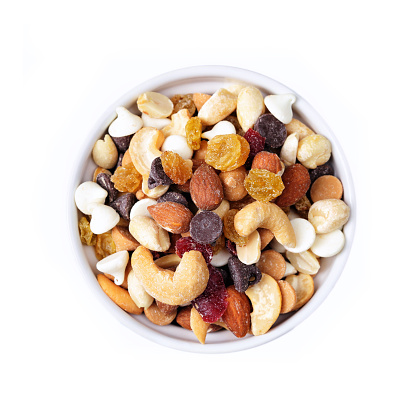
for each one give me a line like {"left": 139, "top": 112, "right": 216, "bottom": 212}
{"left": 245, "top": 273, "right": 282, "bottom": 336}
{"left": 129, "top": 127, "right": 165, "bottom": 176}
{"left": 131, "top": 246, "right": 209, "bottom": 305}
{"left": 161, "top": 109, "right": 190, "bottom": 137}
{"left": 129, "top": 216, "right": 170, "bottom": 252}
{"left": 141, "top": 175, "right": 169, "bottom": 198}
{"left": 234, "top": 201, "right": 296, "bottom": 248}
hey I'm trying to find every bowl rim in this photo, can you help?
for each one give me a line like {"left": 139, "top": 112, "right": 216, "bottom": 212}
{"left": 67, "top": 65, "right": 356, "bottom": 354}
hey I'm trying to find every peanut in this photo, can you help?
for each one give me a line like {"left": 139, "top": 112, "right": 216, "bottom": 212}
{"left": 219, "top": 166, "right": 248, "bottom": 201}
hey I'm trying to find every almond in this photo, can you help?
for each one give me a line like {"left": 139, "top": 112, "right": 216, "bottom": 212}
{"left": 275, "top": 163, "right": 311, "bottom": 207}
{"left": 111, "top": 225, "right": 140, "bottom": 251}
{"left": 147, "top": 201, "right": 193, "bottom": 234}
{"left": 251, "top": 151, "right": 283, "bottom": 174}
{"left": 221, "top": 286, "right": 251, "bottom": 338}
{"left": 176, "top": 305, "right": 192, "bottom": 330}
{"left": 156, "top": 299, "right": 178, "bottom": 315}
{"left": 190, "top": 164, "right": 224, "bottom": 210}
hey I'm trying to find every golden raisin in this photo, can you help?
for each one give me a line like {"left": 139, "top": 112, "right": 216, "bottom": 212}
{"left": 171, "top": 94, "right": 196, "bottom": 117}
{"left": 160, "top": 151, "right": 193, "bottom": 185}
{"left": 95, "top": 231, "right": 116, "bottom": 260}
{"left": 205, "top": 134, "right": 249, "bottom": 172}
{"left": 78, "top": 217, "right": 96, "bottom": 246}
{"left": 185, "top": 117, "right": 202, "bottom": 150}
{"left": 111, "top": 163, "right": 142, "bottom": 193}
{"left": 223, "top": 209, "right": 249, "bottom": 246}
{"left": 244, "top": 168, "right": 285, "bottom": 203}
{"left": 211, "top": 234, "right": 225, "bottom": 255}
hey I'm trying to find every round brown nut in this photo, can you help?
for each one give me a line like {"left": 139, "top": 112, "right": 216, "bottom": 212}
{"left": 251, "top": 151, "right": 283, "bottom": 175}
{"left": 190, "top": 164, "right": 224, "bottom": 210}
{"left": 278, "top": 280, "right": 297, "bottom": 313}
{"left": 256, "top": 250, "right": 286, "bottom": 281}
{"left": 144, "top": 301, "right": 177, "bottom": 326}
{"left": 275, "top": 163, "right": 311, "bottom": 207}
{"left": 155, "top": 299, "right": 178, "bottom": 315}
{"left": 219, "top": 166, "right": 247, "bottom": 201}
{"left": 111, "top": 225, "right": 140, "bottom": 251}
{"left": 310, "top": 175, "right": 343, "bottom": 202}
{"left": 193, "top": 140, "right": 208, "bottom": 160}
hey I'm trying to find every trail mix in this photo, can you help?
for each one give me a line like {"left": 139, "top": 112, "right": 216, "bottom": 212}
{"left": 75, "top": 85, "right": 350, "bottom": 344}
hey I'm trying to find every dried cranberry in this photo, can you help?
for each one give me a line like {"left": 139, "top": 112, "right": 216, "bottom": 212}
{"left": 244, "top": 128, "right": 266, "bottom": 169}
{"left": 254, "top": 113, "right": 287, "bottom": 148}
{"left": 225, "top": 239, "right": 237, "bottom": 256}
{"left": 228, "top": 256, "right": 262, "bottom": 292}
{"left": 192, "top": 265, "right": 228, "bottom": 323}
{"left": 175, "top": 237, "right": 213, "bottom": 264}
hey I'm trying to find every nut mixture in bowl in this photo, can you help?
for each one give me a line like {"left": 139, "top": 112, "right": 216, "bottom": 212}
{"left": 75, "top": 85, "right": 350, "bottom": 344}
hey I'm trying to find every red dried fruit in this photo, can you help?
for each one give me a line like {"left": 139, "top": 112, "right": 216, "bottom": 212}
{"left": 192, "top": 265, "right": 228, "bottom": 323}
{"left": 244, "top": 128, "right": 266, "bottom": 169}
{"left": 175, "top": 237, "right": 213, "bottom": 264}
{"left": 226, "top": 239, "right": 237, "bottom": 256}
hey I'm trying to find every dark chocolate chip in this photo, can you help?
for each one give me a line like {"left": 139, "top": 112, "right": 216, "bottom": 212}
{"left": 115, "top": 152, "right": 124, "bottom": 169}
{"left": 190, "top": 211, "right": 223, "bottom": 245}
{"left": 148, "top": 157, "right": 173, "bottom": 189}
{"left": 227, "top": 256, "right": 262, "bottom": 293}
{"left": 157, "top": 191, "right": 189, "bottom": 208}
{"left": 109, "top": 193, "right": 136, "bottom": 220}
{"left": 111, "top": 135, "right": 133, "bottom": 153}
{"left": 96, "top": 173, "right": 118, "bottom": 203}
{"left": 254, "top": 113, "right": 287, "bottom": 148}
{"left": 309, "top": 163, "right": 334, "bottom": 184}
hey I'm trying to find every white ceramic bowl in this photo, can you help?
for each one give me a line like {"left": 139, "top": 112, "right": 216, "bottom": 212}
{"left": 68, "top": 65, "right": 356, "bottom": 354}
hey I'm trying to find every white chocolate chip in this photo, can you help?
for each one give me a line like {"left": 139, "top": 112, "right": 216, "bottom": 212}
{"left": 75, "top": 181, "right": 107, "bottom": 215}
{"left": 96, "top": 250, "right": 129, "bottom": 286}
{"left": 108, "top": 107, "right": 143, "bottom": 137}
{"left": 311, "top": 229, "right": 345, "bottom": 257}
{"left": 280, "top": 133, "right": 299, "bottom": 167}
{"left": 201, "top": 120, "right": 236, "bottom": 140}
{"left": 161, "top": 134, "right": 193, "bottom": 159}
{"left": 269, "top": 237, "right": 286, "bottom": 253}
{"left": 284, "top": 218, "right": 316, "bottom": 253}
{"left": 141, "top": 112, "right": 171, "bottom": 130}
{"left": 236, "top": 230, "right": 261, "bottom": 265}
{"left": 89, "top": 204, "right": 120, "bottom": 234}
{"left": 264, "top": 93, "right": 296, "bottom": 124}
{"left": 211, "top": 247, "right": 232, "bottom": 267}
{"left": 130, "top": 198, "right": 157, "bottom": 219}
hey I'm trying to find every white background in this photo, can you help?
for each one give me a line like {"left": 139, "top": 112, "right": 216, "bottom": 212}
{"left": 3, "top": 0, "right": 415, "bottom": 415}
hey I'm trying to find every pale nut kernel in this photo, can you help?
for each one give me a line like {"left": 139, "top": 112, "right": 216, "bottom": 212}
{"left": 234, "top": 201, "right": 296, "bottom": 248}
{"left": 219, "top": 166, "right": 247, "bottom": 201}
{"left": 131, "top": 246, "right": 209, "bottom": 305}
{"left": 137, "top": 91, "right": 173, "bottom": 119}
{"left": 256, "top": 249, "right": 286, "bottom": 281}
{"left": 245, "top": 273, "right": 282, "bottom": 336}
{"left": 141, "top": 112, "right": 171, "bottom": 130}
{"left": 286, "top": 250, "right": 320, "bottom": 275}
{"left": 127, "top": 269, "right": 153, "bottom": 309}
{"left": 161, "top": 109, "right": 190, "bottom": 137}
{"left": 308, "top": 199, "right": 350, "bottom": 234}
{"left": 144, "top": 301, "right": 177, "bottom": 326}
{"left": 285, "top": 118, "right": 315, "bottom": 140}
{"left": 141, "top": 175, "right": 169, "bottom": 198}
{"left": 92, "top": 134, "right": 118, "bottom": 169}
{"left": 97, "top": 274, "right": 143, "bottom": 315}
{"left": 277, "top": 280, "right": 297, "bottom": 313}
{"left": 197, "top": 88, "right": 237, "bottom": 126}
{"left": 297, "top": 134, "right": 332, "bottom": 169}
{"left": 190, "top": 307, "right": 210, "bottom": 344}
{"left": 129, "top": 215, "right": 170, "bottom": 252}
{"left": 283, "top": 261, "right": 297, "bottom": 277}
{"left": 130, "top": 198, "right": 157, "bottom": 219}
{"left": 280, "top": 133, "right": 299, "bottom": 167}
{"left": 201, "top": 120, "right": 236, "bottom": 140}
{"left": 237, "top": 86, "right": 265, "bottom": 132}
{"left": 285, "top": 273, "right": 314, "bottom": 310}
{"left": 197, "top": 199, "right": 230, "bottom": 220}
{"left": 154, "top": 254, "right": 181, "bottom": 269}
{"left": 129, "top": 127, "right": 164, "bottom": 176}
{"left": 236, "top": 230, "right": 261, "bottom": 265}
{"left": 211, "top": 247, "right": 232, "bottom": 267}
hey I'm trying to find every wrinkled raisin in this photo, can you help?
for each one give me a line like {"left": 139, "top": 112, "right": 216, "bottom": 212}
{"left": 96, "top": 173, "right": 118, "bottom": 203}
{"left": 157, "top": 191, "right": 189, "bottom": 208}
{"left": 185, "top": 117, "right": 202, "bottom": 150}
{"left": 254, "top": 113, "right": 287, "bottom": 148}
{"left": 205, "top": 134, "right": 249, "bottom": 171}
{"left": 148, "top": 157, "right": 173, "bottom": 189}
{"left": 309, "top": 163, "right": 334, "bottom": 184}
{"left": 244, "top": 128, "right": 266, "bottom": 169}
{"left": 95, "top": 232, "right": 116, "bottom": 260}
{"left": 171, "top": 94, "right": 196, "bottom": 117}
{"left": 223, "top": 209, "right": 249, "bottom": 246}
{"left": 160, "top": 151, "right": 193, "bottom": 185}
{"left": 190, "top": 211, "right": 223, "bottom": 245}
{"left": 110, "top": 193, "right": 136, "bottom": 220}
{"left": 192, "top": 265, "right": 228, "bottom": 323}
{"left": 78, "top": 217, "right": 97, "bottom": 246}
{"left": 244, "top": 168, "right": 285, "bottom": 202}
{"left": 175, "top": 236, "right": 213, "bottom": 264}
{"left": 111, "top": 163, "right": 142, "bottom": 193}
{"left": 111, "top": 135, "right": 132, "bottom": 153}
{"left": 228, "top": 256, "right": 262, "bottom": 293}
